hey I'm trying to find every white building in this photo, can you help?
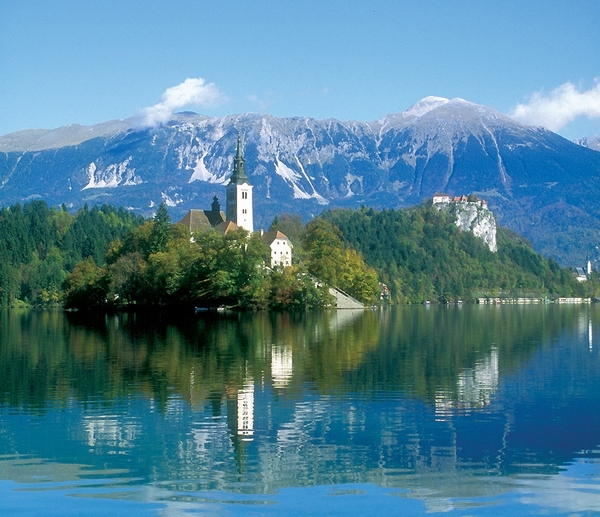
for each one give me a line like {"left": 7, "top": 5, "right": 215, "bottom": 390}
{"left": 432, "top": 193, "right": 451, "bottom": 204}
{"left": 236, "top": 379, "right": 255, "bottom": 440}
{"left": 261, "top": 230, "right": 293, "bottom": 267}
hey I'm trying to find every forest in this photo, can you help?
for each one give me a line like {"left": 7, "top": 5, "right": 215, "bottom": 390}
{"left": 0, "top": 200, "right": 597, "bottom": 309}
{"left": 0, "top": 201, "right": 143, "bottom": 308}
{"left": 321, "top": 203, "right": 597, "bottom": 303}
{"left": 0, "top": 201, "right": 366, "bottom": 310}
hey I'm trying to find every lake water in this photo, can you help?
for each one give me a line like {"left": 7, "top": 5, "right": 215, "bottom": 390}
{"left": 1, "top": 305, "right": 599, "bottom": 516}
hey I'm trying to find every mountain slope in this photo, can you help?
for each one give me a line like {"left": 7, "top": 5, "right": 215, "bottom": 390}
{"left": 575, "top": 136, "right": 600, "bottom": 152}
{"left": 1, "top": 98, "right": 600, "bottom": 265}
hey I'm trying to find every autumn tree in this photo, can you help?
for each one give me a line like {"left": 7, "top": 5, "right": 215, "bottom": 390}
{"left": 302, "top": 218, "right": 379, "bottom": 304}
{"left": 63, "top": 257, "right": 108, "bottom": 309}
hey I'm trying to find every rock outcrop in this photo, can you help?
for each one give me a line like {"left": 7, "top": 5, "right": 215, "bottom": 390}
{"left": 433, "top": 197, "right": 497, "bottom": 252}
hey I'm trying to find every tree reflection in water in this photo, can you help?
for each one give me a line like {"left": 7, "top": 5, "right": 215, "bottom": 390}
{"left": 0, "top": 305, "right": 599, "bottom": 513}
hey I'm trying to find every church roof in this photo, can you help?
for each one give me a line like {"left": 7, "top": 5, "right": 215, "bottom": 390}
{"left": 228, "top": 133, "right": 250, "bottom": 185}
{"left": 214, "top": 220, "right": 239, "bottom": 235}
{"left": 178, "top": 204, "right": 225, "bottom": 233}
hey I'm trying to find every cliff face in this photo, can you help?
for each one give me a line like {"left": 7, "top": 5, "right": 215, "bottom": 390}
{"left": 434, "top": 200, "right": 497, "bottom": 252}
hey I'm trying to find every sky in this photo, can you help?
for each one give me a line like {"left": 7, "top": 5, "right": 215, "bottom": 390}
{"left": 1, "top": 0, "right": 599, "bottom": 140}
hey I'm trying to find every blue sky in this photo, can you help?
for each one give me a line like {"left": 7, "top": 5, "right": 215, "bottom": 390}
{"left": 1, "top": 0, "right": 599, "bottom": 139}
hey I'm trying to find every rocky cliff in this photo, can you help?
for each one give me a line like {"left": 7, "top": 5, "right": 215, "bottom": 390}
{"left": 434, "top": 199, "right": 497, "bottom": 252}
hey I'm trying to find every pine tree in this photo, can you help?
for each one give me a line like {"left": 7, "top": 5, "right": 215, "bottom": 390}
{"left": 149, "top": 203, "right": 171, "bottom": 255}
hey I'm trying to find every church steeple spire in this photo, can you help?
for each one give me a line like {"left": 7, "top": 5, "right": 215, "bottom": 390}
{"left": 226, "top": 132, "right": 254, "bottom": 232}
{"left": 230, "top": 133, "right": 250, "bottom": 185}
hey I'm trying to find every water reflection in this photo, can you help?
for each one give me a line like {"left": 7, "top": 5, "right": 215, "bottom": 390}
{"left": 0, "top": 305, "right": 599, "bottom": 515}
{"left": 271, "top": 343, "right": 293, "bottom": 388}
{"left": 435, "top": 346, "right": 499, "bottom": 419}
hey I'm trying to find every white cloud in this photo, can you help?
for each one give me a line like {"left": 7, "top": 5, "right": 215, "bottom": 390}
{"left": 510, "top": 80, "right": 600, "bottom": 132}
{"left": 246, "top": 92, "right": 280, "bottom": 112}
{"left": 139, "top": 78, "right": 225, "bottom": 127}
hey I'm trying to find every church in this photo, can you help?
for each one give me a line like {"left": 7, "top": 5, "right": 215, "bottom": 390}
{"left": 179, "top": 135, "right": 293, "bottom": 268}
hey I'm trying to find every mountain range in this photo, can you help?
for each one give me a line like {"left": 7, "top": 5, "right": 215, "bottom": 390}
{"left": 1, "top": 96, "right": 600, "bottom": 266}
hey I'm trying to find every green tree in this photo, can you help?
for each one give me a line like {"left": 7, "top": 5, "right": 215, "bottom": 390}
{"left": 303, "top": 219, "right": 346, "bottom": 286}
{"left": 237, "top": 233, "right": 272, "bottom": 309}
{"left": 149, "top": 203, "right": 171, "bottom": 255}
{"left": 302, "top": 218, "right": 378, "bottom": 304}
{"left": 269, "top": 266, "right": 332, "bottom": 309}
{"left": 269, "top": 213, "right": 306, "bottom": 251}
{"left": 63, "top": 257, "right": 108, "bottom": 309}
{"left": 107, "top": 252, "right": 147, "bottom": 305}
{"left": 338, "top": 248, "right": 380, "bottom": 304}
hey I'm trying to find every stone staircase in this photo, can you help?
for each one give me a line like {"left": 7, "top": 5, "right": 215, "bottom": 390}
{"left": 328, "top": 287, "right": 365, "bottom": 309}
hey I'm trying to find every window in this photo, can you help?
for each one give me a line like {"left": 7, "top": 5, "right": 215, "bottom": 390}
{"left": 242, "top": 191, "right": 248, "bottom": 199}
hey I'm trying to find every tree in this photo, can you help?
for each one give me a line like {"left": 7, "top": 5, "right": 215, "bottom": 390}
{"left": 149, "top": 203, "right": 171, "bottom": 255}
{"left": 302, "top": 218, "right": 378, "bottom": 304}
{"left": 107, "top": 252, "right": 147, "bottom": 305}
{"left": 269, "top": 213, "right": 305, "bottom": 246}
{"left": 338, "top": 248, "right": 380, "bottom": 304}
{"left": 237, "top": 232, "right": 272, "bottom": 309}
{"left": 303, "top": 219, "right": 346, "bottom": 286}
{"left": 0, "top": 259, "right": 19, "bottom": 308}
{"left": 63, "top": 257, "right": 108, "bottom": 309}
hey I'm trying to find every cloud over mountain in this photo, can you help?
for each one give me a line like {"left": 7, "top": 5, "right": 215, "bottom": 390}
{"left": 139, "top": 78, "right": 225, "bottom": 128}
{"left": 510, "top": 80, "right": 600, "bottom": 131}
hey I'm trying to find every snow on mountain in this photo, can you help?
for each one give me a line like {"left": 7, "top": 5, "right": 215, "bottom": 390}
{"left": 403, "top": 96, "right": 450, "bottom": 118}
{"left": 574, "top": 136, "right": 600, "bottom": 152}
{"left": 82, "top": 157, "right": 142, "bottom": 189}
{"left": 1, "top": 98, "right": 600, "bottom": 265}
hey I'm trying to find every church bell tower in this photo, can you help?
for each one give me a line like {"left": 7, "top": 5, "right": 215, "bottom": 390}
{"left": 226, "top": 134, "right": 253, "bottom": 233}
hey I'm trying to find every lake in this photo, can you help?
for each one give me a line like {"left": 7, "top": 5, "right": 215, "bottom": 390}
{"left": 1, "top": 305, "right": 599, "bottom": 516}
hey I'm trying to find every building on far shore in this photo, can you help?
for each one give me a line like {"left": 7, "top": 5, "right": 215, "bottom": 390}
{"left": 179, "top": 134, "right": 292, "bottom": 268}
{"left": 573, "top": 258, "right": 593, "bottom": 282}
{"left": 432, "top": 193, "right": 487, "bottom": 207}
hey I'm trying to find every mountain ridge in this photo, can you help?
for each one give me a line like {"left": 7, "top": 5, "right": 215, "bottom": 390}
{"left": 0, "top": 97, "right": 522, "bottom": 152}
{"left": 1, "top": 98, "right": 600, "bottom": 266}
